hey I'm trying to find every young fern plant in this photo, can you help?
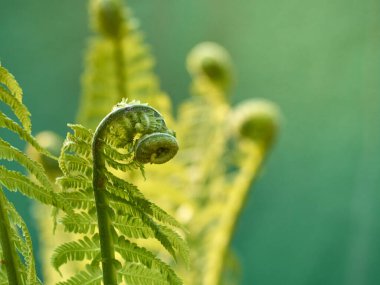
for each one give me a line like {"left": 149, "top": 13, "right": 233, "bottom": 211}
{"left": 0, "top": 64, "right": 63, "bottom": 284}
{"left": 53, "top": 100, "right": 188, "bottom": 284}
{"left": 0, "top": 62, "right": 188, "bottom": 284}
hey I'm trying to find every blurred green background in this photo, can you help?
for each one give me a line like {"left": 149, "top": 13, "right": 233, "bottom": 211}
{"left": 1, "top": 0, "right": 380, "bottom": 284}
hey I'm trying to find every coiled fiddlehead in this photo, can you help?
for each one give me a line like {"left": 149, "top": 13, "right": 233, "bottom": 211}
{"left": 91, "top": 102, "right": 180, "bottom": 284}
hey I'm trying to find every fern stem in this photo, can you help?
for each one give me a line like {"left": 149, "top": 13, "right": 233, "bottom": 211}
{"left": 0, "top": 188, "right": 22, "bottom": 285}
{"left": 204, "top": 144, "right": 266, "bottom": 285}
{"left": 93, "top": 130, "right": 118, "bottom": 285}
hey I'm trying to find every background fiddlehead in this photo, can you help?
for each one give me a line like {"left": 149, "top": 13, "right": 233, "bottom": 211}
{"left": 77, "top": 0, "right": 173, "bottom": 129}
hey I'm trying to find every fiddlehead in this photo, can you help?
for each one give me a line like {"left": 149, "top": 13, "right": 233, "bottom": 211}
{"left": 92, "top": 102, "right": 178, "bottom": 284}
{"left": 203, "top": 99, "right": 280, "bottom": 285}
{"left": 55, "top": 101, "right": 187, "bottom": 285}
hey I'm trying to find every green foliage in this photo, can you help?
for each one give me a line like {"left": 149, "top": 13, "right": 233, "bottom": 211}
{"left": 0, "top": 63, "right": 57, "bottom": 285}
{"left": 0, "top": 0, "right": 280, "bottom": 284}
{"left": 0, "top": 52, "right": 187, "bottom": 285}
{"left": 53, "top": 103, "right": 187, "bottom": 284}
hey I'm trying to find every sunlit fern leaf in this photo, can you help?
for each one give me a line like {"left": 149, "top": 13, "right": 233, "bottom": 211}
{"left": 56, "top": 264, "right": 103, "bottom": 285}
{"left": 118, "top": 263, "right": 172, "bottom": 285}
{"left": 52, "top": 235, "right": 100, "bottom": 272}
{"left": 0, "top": 138, "right": 53, "bottom": 190}
{"left": 0, "top": 112, "right": 56, "bottom": 160}
{"left": 0, "top": 166, "right": 55, "bottom": 206}
{"left": 60, "top": 212, "right": 98, "bottom": 235}
{"left": 104, "top": 173, "right": 185, "bottom": 230}
{"left": 0, "top": 86, "right": 31, "bottom": 132}
{"left": 56, "top": 176, "right": 92, "bottom": 192}
{"left": 115, "top": 237, "right": 181, "bottom": 285}
{"left": 57, "top": 189, "right": 95, "bottom": 210}
{"left": 104, "top": 184, "right": 188, "bottom": 261}
{"left": 0, "top": 65, "right": 23, "bottom": 103}
{"left": 112, "top": 215, "right": 155, "bottom": 238}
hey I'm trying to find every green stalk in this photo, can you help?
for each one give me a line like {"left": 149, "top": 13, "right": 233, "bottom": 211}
{"left": 0, "top": 188, "right": 22, "bottom": 285}
{"left": 92, "top": 113, "right": 120, "bottom": 285}
{"left": 204, "top": 144, "right": 266, "bottom": 285}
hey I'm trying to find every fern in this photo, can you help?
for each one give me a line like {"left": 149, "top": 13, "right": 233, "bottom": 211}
{"left": 127, "top": 42, "right": 280, "bottom": 285}
{"left": 54, "top": 101, "right": 188, "bottom": 284}
{"left": 0, "top": 64, "right": 59, "bottom": 285}
{"left": 77, "top": 0, "right": 173, "bottom": 129}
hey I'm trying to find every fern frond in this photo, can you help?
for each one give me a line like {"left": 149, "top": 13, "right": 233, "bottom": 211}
{"left": 115, "top": 237, "right": 181, "bottom": 285}
{"left": 0, "top": 65, "right": 23, "bottom": 102}
{"left": 105, "top": 171, "right": 145, "bottom": 200}
{"left": 54, "top": 101, "right": 186, "bottom": 284}
{"left": 0, "top": 112, "right": 56, "bottom": 160}
{"left": 77, "top": 0, "right": 173, "bottom": 129}
{"left": 118, "top": 263, "right": 170, "bottom": 285}
{"left": 56, "top": 265, "right": 103, "bottom": 285}
{"left": 0, "top": 166, "right": 54, "bottom": 205}
{"left": 0, "top": 138, "right": 50, "bottom": 187}
{"left": 0, "top": 86, "right": 31, "bottom": 132}
{"left": 52, "top": 235, "right": 100, "bottom": 271}
{"left": 59, "top": 153, "right": 93, "bottom": 178}
{"left": 61, "top": 212, "right": 98, "bottom": 235}
{"left": 112, "top": 215, "right": 155, "bottom": 239}
{"left": 57, "top": 189, "right": 94, "bottom": 210}
{"left": 56, "top": 176, "right": 92, "bottom": 192}
{"left": 66, "top": 124, "right": 94, "bottom": 144}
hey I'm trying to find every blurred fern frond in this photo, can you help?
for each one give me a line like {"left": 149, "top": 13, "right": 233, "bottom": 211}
{"left": 77, "top": 0, "right": 172, "bottom": 129}
{"left": 134, "top": 42, "right": 280, "bottom": 285}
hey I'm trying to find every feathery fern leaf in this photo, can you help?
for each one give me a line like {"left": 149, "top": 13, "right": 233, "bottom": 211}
{"left": 0, "top": 64, "right": 59, "bottom": 285}
{"left": 0, "top": 66, "right": 23, "bottom": 102}
{"left": 0, "top": 86, "right": 31, "bottom": 132}
{"left": 115, "top": 237, "right": 181, "bottom": 285}
{"left": 56, "top": 265, "right": 103, "bottom": 285}
{"left": 52, "top": 235, "right": 100, "bottom": 271}
{"left": 118, "top": 263, "right": 172, "bottom": 285}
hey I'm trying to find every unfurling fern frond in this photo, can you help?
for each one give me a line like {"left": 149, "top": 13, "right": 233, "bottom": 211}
{"left": 133, "top": 42, "right": 280, "bottom": 285}
{"left": 77, "top": 0, "right": 172, "bottom": 129}
{"left": 0, "top": 64, "right": 60, "bottom": 285}
{"left": 54, "top": 101, "right": 188, "bottom": 284}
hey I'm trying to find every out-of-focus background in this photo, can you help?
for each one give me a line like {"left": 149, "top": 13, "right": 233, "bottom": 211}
{"left": 1, "top": 0, "right": 380, "bottom": 284}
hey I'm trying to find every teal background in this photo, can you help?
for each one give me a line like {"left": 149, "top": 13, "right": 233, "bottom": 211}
{"left": 1, "top": 0, "right": 380, "bottom": 284}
